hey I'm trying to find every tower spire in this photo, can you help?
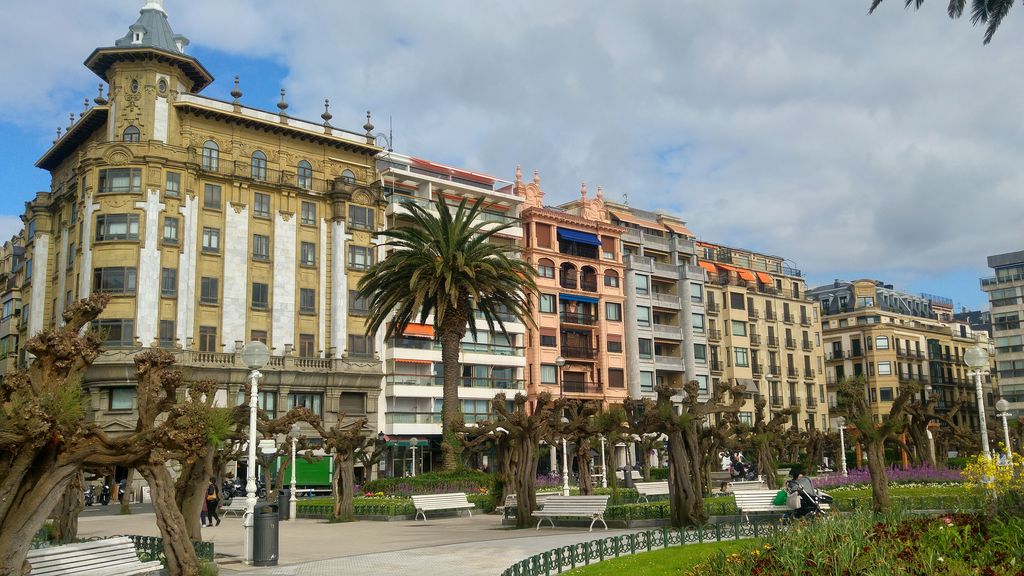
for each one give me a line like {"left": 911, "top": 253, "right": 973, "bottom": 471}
{"left": 141, "top": 0, "right": 165, "bottom": 13}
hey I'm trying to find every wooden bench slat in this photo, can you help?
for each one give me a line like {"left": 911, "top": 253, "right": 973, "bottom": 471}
{"left": 27, "top": 536, "right": 163, "bottom": 576}
{"left": 411, "top": 492, "right": 475, "bottom": 520}
{"left": 533, "top": 495, "right": 610, "bottom": 532}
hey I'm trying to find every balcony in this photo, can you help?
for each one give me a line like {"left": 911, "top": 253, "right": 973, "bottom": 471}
{"left": 580, "top": 277, "right": 598, "bottom": 292}
{"left": 787, "top": 367, "right": 799, "bottom": 379}
{"left": 672, "top": 237, "right": 696, "bottom": 254}
{"left": 708, "top": 329, "right": 722, "bottom": 342}
{"left": 560, "top": 311, "right": 598, "bottom": 326}
{"left": 653, "top": 262, "right": 679, "bottom": 278}
{"left": 387, "top": 374, "right": 525, "bottom": 390}
{"left": 800, "top": 316, "right": 812, "bottom": 327}
{"left": 981, "top": 272, "right": 1024, "bottom": 287}
{"left": 562, "top": 380, "right": 602, "bottom": 394}
{"left": 783, "top": 313, "right": 795, "bottom": 324}
{"left": 561, "top": 346, "right": 598, "bottom": 360}
{"left": 805, "top": 397, "right": 817, "bottom": 409}
{"left": 849, "top": 349, "right": 864, "bottom": 359}
{"left": 752, "top": 363, "right": 764, "bottom": 377}
{"left": 801, "top": 340, "right": 813, "bottom": 352}
{"left": 748, "top": 309, "right": 760, "bottom": 320}
{"left": 767, "top": 337, "right": 779, "bottom": 349}
{"left": 803, "top": 368, "right": 816, "bottom": 380}
{"left": 652, "top": 292, "right": 681, "bottom": 307}
{"left": 929, "top": 352, "right": 954, "bottom": 363}
{"left": 790, "top": 398, "right": 802, "bottom": 408}
{"left": 771, "top": 397, "right": 783, "bottom": 408}
{"left": 707, "top": 303, "right": 720, "bottom": 315}
{"left": 785, "top": 338, "right": 797, "bottom": 349}
{"left": 559, "top": 276, "right": 577, "bottom": 290}
{"left": 655, "top": 355, "right": 683, "bottom": 370}
{"left": 710, "top": 360, "right": 724, "bottom": 374}
{"left": 460, "top": 342, "right": 525, "bottom": 356}
{"left": 765, "top": 310, "right": 778, "bottom": 321}
{"left": 749, "top": 334, "right": 762, "bottom": 346}
{"left": 653, "top": 323, "right": 682, "bottom": 339}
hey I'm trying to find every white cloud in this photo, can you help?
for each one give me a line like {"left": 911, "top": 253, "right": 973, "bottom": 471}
{"left": 0, "top": 215, "right": 23, "bottom": 244}
{"left": 0, "top": 0, "right": 1020, "bottom": 293}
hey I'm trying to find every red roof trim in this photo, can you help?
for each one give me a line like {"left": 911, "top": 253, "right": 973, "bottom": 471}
{"left": 409, "top": 157, "right": 496, "bottom": 186}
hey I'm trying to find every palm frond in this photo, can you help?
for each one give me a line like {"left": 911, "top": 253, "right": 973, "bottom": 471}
{"left": 947, "top": 0, "right": 966, "bottom": 17}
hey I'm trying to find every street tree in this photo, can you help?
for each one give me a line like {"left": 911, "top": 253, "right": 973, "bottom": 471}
{"left": 551, "top": 399, "right": 602, "bottom": 495}
{"left": 310, "top": 415, "right": 388, "bottom": 521}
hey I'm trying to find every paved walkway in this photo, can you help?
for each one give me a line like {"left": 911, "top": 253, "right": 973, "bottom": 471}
{"left": 77, "top": 511, "right": 641, "bottom": 576}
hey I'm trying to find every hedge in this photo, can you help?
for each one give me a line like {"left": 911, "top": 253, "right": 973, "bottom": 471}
{"left": 362, "top": 469, "right": 494, "bottom": 496}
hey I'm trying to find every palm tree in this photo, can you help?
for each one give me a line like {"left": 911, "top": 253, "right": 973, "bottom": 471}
{"left": 869, "top": 0, "right": 1015, "bottom": 44}
{"left": 359, "top": 196, "right": 537, "bottom": 470}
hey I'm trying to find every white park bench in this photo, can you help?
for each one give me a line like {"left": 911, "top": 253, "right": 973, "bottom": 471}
{"left": 27, "top": 536, "right": 162, "bottom": 576}
{"left": 220, "top": 498, "right": 249, "bottom": 517}
{"left": 729, "top": 480, "right": 767, "bottom": 492}
{"left": 411, "top": 492, "right": 475, "bottom": 520}
{"left": 634, "top": 481, "right": 670, "bottom": 502}
{"left": 533, "top": 495, "right": 610, "bottom": 531}
{"left": 498, "top": 493, "right": 553, "bottom": 517}
{"left": 734, "top": 490, "right": 791, "bottom": 522}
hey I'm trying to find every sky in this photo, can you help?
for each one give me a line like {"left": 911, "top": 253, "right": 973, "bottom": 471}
{"left": 1, "top": 0, "right": 1021, "bottom": 311}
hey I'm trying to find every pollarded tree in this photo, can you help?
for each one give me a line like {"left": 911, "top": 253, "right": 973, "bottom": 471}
{"left": 310, "top": 415, "right": 388, "bottom": 521}
{"left": 551, "top": 398, "right": 602, "bottom": 495}
{"left": 836, "top": 376, "right": 919, "bottom": 512}
{"left": 868, "top": 0, "right": 1016, "bottom": 44}
{"left": 739, "top": 396, "right": 798, "bottom": 490}
{"left": 359, "top": 197, "right": 537, "bottom": 471}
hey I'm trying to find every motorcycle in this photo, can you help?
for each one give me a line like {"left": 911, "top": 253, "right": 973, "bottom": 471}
{"left": 84, "top": 485, "right": 94, "bottom": 507}
{"left": 99, "top": 484, "right": 111, "bottom": 506}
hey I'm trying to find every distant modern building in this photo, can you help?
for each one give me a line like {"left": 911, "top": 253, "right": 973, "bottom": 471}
{"left": 981, "top": 250, "right": 1024, "bottom": 415}
{"left": 953, "top": 309, "right": 992, "bottom": 338}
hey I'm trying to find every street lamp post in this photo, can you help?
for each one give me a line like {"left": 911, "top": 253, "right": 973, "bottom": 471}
{"left": 560, "top": 416, "right": 570, "bottom": 496}
{"left": 599, "top": 434, "right": 607, "bottom": 488}
{"left": 288, "top": 423, "right": 300, "bottom": 522}
{"left": 836, "top": 416, "right": 847, "bottom": 477}
{"left": 925, "top": 384, "right": 937, "bottom": 468}
{"left": 964, "top": 345, "right": 992, "bottom": 461}
{"left": 555, "top": 356, "right": 566, "bottom": 397}
{"left": 240, "top": 341, "right": 269, "bottom": 566}
{"left": 408, "top": 437, "right": 418, "bottom": 477}
{"left": 996, "top": 398, "right": 1013, "bottom": 466}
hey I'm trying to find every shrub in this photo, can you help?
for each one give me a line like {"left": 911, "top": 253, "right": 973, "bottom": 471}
{"left": 946, "top": 457, "right": 969, "bottom": 469}
{"left": 362, "top": 469, "right": 494, "bottom": 496}
{"left": 650, "top": 467, "right": 669, "bottom": 481}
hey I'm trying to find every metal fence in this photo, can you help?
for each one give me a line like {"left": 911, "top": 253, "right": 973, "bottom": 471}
{"left": 29, "top": 533, "right": 214, "bottom": 562}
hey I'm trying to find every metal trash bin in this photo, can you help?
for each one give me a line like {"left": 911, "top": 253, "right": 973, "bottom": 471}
{"left": 278, "top": 490, "right": 290, "bottom": 520}
{"left": 252, "top": 502, "right": 279, "bottom": 566}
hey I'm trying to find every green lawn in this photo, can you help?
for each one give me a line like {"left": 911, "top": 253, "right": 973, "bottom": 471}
{"left": 560, "top": 540, "right": 757, "bottom": 576}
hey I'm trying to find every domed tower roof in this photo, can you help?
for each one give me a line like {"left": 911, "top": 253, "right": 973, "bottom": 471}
{"left": 84, "top": 0, "right": 212, "bottom": 92}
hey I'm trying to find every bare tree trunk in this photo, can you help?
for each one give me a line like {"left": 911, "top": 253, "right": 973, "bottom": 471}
{"left": 138, "top": 464, "right": 200, "bottom": 576}
{"left": 52, "top": 471, "right": 85, "bottom": 543}
{"left": 440, "top": 327, "right": 464, "bottom": 471}
{"left": 865, "top": 440, "right": 891, "bottom": 513}
{"left": 0, "top": 454, "right": 78, "bottom": 576}
{"left": 756, "top": 439, "right": 778, "bottom": 489}
{"left": 667, "top": 429, "right": 707, "bottom": 527}
{"left": 176, "top": 449, "right": 213, "bottom": 541}
{"left": 513, "top": 440, "right": 539, "bottom": 528}
{"left": 575, "top": 440, "right": 593, "bottom": 495}
{"left": 332, "top": 453, "right": 357, "bottom": 522}
{"left": 120, "top": 470, "right": 135, "bottom": 515}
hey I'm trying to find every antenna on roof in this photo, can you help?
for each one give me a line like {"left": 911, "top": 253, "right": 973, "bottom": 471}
{"left": 623, "top": 190, "right": 629, "bottom": 206}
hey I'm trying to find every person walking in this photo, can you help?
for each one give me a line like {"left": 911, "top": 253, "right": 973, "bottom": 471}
{"left": 201, "top": 494, "right": 208, "bottom": 527}
{"left": 205, "top": 477, "right": 221, "bottom": 527}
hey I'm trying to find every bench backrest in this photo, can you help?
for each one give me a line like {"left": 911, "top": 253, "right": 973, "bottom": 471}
{"left": 734, "top": 490, "right": 786, "bottom": 510}
{"left": 27, "top": 537, "right": 145, "bottom": 575}
{"left": 537, "top": 495, "right": 609, "bottom": 515}
{"left": 412, "top": 492, "right": 471, "bottom": 510}
{"left": 729, "top": 480, "right": 766, "bottom": 491}
{"left": 634, "top": 481, "right": 670, "bottom": 494}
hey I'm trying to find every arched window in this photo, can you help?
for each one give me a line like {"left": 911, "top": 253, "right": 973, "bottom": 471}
{"left": 122, "top": 125, "right": 140, "bottom": 143}
{"left": 251, "top": 150, "right": 267, "bottom": 181}
{"left": 580, "top": 266, "right": 598, "bottom": 292}
{"left": 341, "top": 169, "right": 356, "bottom": 184}
{"left": 297, "top": 160, "right": 313, "bottom": 190}
{"left": 536, "top": 258, "right": 555, "bottom": 279}
{"left": 559, "top": 262, "right": 578, "bottom": 289}
{"left": 201, "top": 140, "right": 219, "bottom": 171}
{"left": 604, "top": 269, "right": 620, "bottom": 288}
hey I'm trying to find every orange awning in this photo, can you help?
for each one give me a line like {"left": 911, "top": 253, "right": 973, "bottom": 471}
{"left": 662, "top": 221, "right": 693, "bottom": 236}
{"left": 756, "top": 272, "right": 774, "bottom": 284}
{"left": 402, "top": 323, "right": 435, "bottom": 338}
{"left": 395, "top": 359, "right": 433, "bottom": 365}
{"left": 610, "top": 210, "right": 662, "bottom": 230}
{"left": 735, "top": 269, "right": 756, "bottom": 282}
{"left": 698, "top": 261, "right": 718, "bottom": 274}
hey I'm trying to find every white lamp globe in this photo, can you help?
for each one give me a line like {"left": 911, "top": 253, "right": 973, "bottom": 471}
{"left": 241, "top": 341, "right": 270, "bottom": 369}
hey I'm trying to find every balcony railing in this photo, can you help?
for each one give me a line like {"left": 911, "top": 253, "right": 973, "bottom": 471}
{"left": 652, "top": 292, "right": 681, "bottom": 307}
{"left": 803, "top": 368, "right": 816, "bottom": 379}
{"left": 785, "top": 338, "right": 797, "bottom": 349}
{"left": 561, "top": 346, "right": 598, "bottom": 359}
{"left": 800, "top": 316, "right": 811, "bottom": 327}
{"left": 386, "top": 374, "right": 525, "bottom": 390}
{"left": 560, "top": 311, "right": 598, "bottom": 325}
{"left": 559, "top": 277, "right": 577, "bottom": 290}
{"left": 580, "top": 278, "right": 598, "bottom": 292}
{"left": 765, "top": 310, "right": 778, "bottom": 321}
{"left": 767, "top": 337, "right": 779, "bottom": 348}
{"left": 849, "top": 349, "right": 864, "bottom": 359}
{"left": 805, "top": 397, "right": 817, "bottom": 409}
{"left": 749, "top": 334, "right": 762, "bottom": 346}
{"left": 790, "top": 398, "right": 802, "bottom": 408}
{"left": 748, "top": 309, "right": 760, "bottom": 320}
{"left": 981, "top": 272, "right": 1024, "bottom": 286}
{"left": 752, "top": 363, "right": 764, "bottom": 376}
{"left": 787, "top": 367, "right": 799, "bottom": 378}
{"left": 801, "top": 340, "right": 813, "bottom": 351}
{"left": 710, "top": 360, "right": 723, "bottom": 373}
{"left": 707, "top": 303, "right": 720, "bottom": 315}
{"left": 708, "top": 329, "right": 722, "bottom": 342}
{"left": 771, "top": 397, "right": 783, "bottom": 408}
{"left": 562, "top": 380, "right": 602, "bottom": 394}
{"left": 653, "top": 323, "right": 682, "bottom": 339}
{"left": 655, "top": 355, "right": 683, "bottom": 369}
{"left": 783, "top": 313, "right": 795, "bottom": 324}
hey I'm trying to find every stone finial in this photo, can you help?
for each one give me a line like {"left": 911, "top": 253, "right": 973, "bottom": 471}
{"left": 54, "top": 127, "right": 61, "bottom": 143}
{"left": 580, "top": 180, "right": 588, "bottom": 199}
{"left": 596, "top": 185, "right": 604, "bottom": 201}
{"left": 68, "top": 113, "right": 75, "bottom": 130}
{"left": 94, "top": 83, "right": 108, "bottom": 106}
{"left": 364, "top": 110, "right": 374, "bottom": 135}
{"left": 230, "top": 75, "right": 243, "bottom": 103}
{"left": 277, "top": 88, "right": 289, "bottom": 114}
{"left": 533, "top": 169, "right": 540, "bottom": 185}
{"left": 82, "top": 98, "right": 90, "bottom": 115}
{"left": 515, "top": 165, "right": 523, "bottom": 186}
{"left": 321, "top": 99, "right": 333, "bottom": 126}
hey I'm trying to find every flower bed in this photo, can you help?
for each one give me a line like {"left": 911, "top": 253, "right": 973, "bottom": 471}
{"left": 814, "top": 465, "right": 964, "bottom": 490}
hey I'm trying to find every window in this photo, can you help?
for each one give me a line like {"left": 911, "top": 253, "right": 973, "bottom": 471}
{"left": 301, "top": 201, "right": 316, "bottom": 225}
{"left": 729, "top": 292, "right": 746, "bottom": 310}
{"left": 288, "top": 392, "right": 323, "bottom": 416}
{"left": 694, "top": 343, "right": 707, "bottom": 363}
{"left": 159, "top": 320, "right": 175, "bottom": 348}
{"left": 540, "top": 294, "right": 556, "bottom": 314}
{"left": 300, "top": 288, "right": 316, "bottom": 313}
{"left": 200, "top": 277, "right": 218, "bottom": 305}
{"left": 92, "top": 319, "right": 134, "bottom": 345}
{"left": 875, "top": 335, "right": 889, "bottom": 350}
{"left": 253, "top": 192, "right": 271, "bottom": 218}
{"left": 162, "top": 216, "right": 179, "bottom": 244}
{"left": 639, "top": 371, "right": 654, "bottom": 392}
{"left": 692, "top": 313, "right": 705, "bottom": 333}
{"left": 857, "top": 297, "right": 874, "bottom": 308}
{"left": 204, "top": 184, "right": 221, "bottom": 209}
{"left": 606, "top": 302, "right": 622, "bottom": 321}
{"left": 98, "top": 168, "right": 142, "bottom": 193}
{"left": 252, "top": 283, "right": 269, "bottom": 310}
{"left": 348, "top": 245, "right": 373, "bottom": 271}
{"left": 608, "top": 368, "right": 625, "bottom": 388}
{"left": 540, "top": 334, "right": 556, "bottom": 347}
{"left": 877, "top": 361, "right": 892, "bottom": 376}
{"left": 537, "top": 259, "right": 555, "bottom": 279}
{"left": 66, "top": 243, "right": 74, "bottom": 268}
{"left": 201, "top": 141, "right": 219, "bottom": 171}
{"left": 70, "top": 203, "right": 78, "bottom": 225}
{"left": 199, "top": 326, "right": 217, "bottom": 352}
{"left": 348, "top": 335, "right": 374, "bottom": 357}
{"left": 122, "top": 125, "right": 140, "bottom": 142}
{"left": 95, "top": 214, "right": 140, "bottom": 241}
{"left": 299, "top": 334, "right": 315, "bottom": 357}
{"left": 734, "top": 347, "right": 749, "bottom": 367}
{"left": 109, "top": 388, "right": 135, "bottom": 410}
{"left": 161, "top": 268, "right": 176, "bottom": 297}
{"left": 349, "top": 205, "right": 374, "bottom": 230}
{"left": 541, "top": 364, "right": 557, "bottom": 385}
{"left": 635, "top": 274, "right": 649, "bottom": 295}
{"left": 165, "top": 172, "right": 180, "bottom": 197}
{"left": 93, "top": 267, "right": 137, "bottom": 294}
{"left": 300, "top": 242, "right": 316, "bottom": 266}
{"left": 26, "top": 220, "right": 35, "bottom": 241}
{"left": 731, "top": 320, "right": 747, "bottom": 337}
{"left": 349, "top": 290, "right": 369, "bottom": 316}
{"left": 236, "top": 389, "right": 276, "bottom": 414}
{"left": 879, "top": 387, "right": 894, "bottom": 402}
{"left": 738, "top": 412, "right": 753, "bottom": 426}
{"left": 638, "top": 338, "right": 653, "bottom": 359}
{"left": 24, "top": 259, "right": 32, "bottom": 283}
{"left": 637, "top": 306, "right": 651, "bottom": 327}
{"left": 202, "top": 227, "right": 220, "bottom": 253}
{"left": 690, "top": 283, "right": 703, "bottom": 303}
{"left": 604, "top": 270, "right": 619, "bottom": 287}
{"left": 341, "top": 169, "right": 357, "bottom": 184}
{"left": 607, "top": 339, "right": 622, "bottom": 353}
{"left": 250, "top": 330, "right": 268, "bottom": 344}
{"left": 340, "top": 392, "right": 366, "bottom": 414}
{"left": 253, "top": 234, "right": 270, "bottom": 261}
{"left": 695, "top": 375, "right": 709, "bottom": 395}
{"left": 297, "top": 160, "right": 313, "bottom": 190}
{"left": 251, "top": 150, "right": 267, "bottom": 181}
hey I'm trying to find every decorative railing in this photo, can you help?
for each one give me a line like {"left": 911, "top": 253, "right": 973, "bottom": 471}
{"left": 29, "top": 534, "right": 213, "bottom": 562}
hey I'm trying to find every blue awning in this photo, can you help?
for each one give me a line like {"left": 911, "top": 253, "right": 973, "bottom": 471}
{"left": 560, "top": 293, "right": 599, "bottom": 304}
{"left": 557, "top": 228, "right": 601, "bottom": 247}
